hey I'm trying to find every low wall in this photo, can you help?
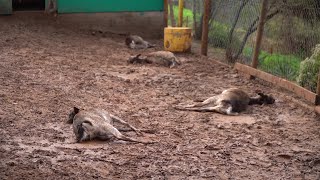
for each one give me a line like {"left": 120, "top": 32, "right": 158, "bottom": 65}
{"left": 57, "top": 12, "right": 164, "bottom": 38}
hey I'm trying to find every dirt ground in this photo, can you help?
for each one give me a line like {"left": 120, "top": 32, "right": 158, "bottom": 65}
{"left": 0, "top": 14, "right": 319, "bottom": 180}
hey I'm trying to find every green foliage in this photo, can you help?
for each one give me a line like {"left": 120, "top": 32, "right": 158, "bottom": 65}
{"left": 243, "top": 47, "right": 302, "bottom": 81}
{"left": 243, "top": 47, "right": 269, "bottom": 61}
{"left": 297, "top": 44, "right": 320, "bottom": 92}
{"left": 209, "top": 21, "right": 241, "bottom": 49}
{"left": 169, "top": 5, "right": 242, "bottom": 50}
{"left": 259, "top": 53, "right": 301, "bottom": 81}
{"left": 168, "top": 6, "right": 198, "bottom": 27}
{"left": 208, "top": 22, "right": 229, "bottom": 48}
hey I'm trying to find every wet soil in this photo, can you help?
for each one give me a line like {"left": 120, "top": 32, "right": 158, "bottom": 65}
{"left": 0, "top": 14, "right": 319, "bottom": 180}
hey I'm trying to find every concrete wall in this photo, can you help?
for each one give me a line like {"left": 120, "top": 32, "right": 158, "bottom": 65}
{"left": 0, "top": 0, "right": 12, "bottom": 14}
{"left": 57, "top": 12, "right": 164, "bottom": 38}
{"left": 57, "top": 0, "right": 163, "bottom": 13}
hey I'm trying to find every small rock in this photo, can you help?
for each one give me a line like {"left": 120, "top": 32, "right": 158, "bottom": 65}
{"left": 205, "top": 144, "right": 220, "bottom": 150}
{"left": 216, "top": 124, "right": 224, "bottom": 129}
{"left": 231, "top": 74, "right": 239, "bottom": 78}
{"left": 7, "top": 161, "right": 15, "bottom": 166}
{"left": 125, "top": 79, "right": 131, "bottom": 83}
{"left": 277, "top": 153, "right": 293, "bottom": 159}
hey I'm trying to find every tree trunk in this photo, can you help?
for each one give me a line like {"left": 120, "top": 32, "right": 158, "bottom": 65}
{"left": 169, "top": 0, "right": 176, "bottom": 27}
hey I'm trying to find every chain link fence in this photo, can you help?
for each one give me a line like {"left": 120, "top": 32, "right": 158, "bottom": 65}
{"left": 260, "top": 1, "right": 320, "bottom": 92}
{"left": 169, "top": 0, "right": 320, "bottom": 93}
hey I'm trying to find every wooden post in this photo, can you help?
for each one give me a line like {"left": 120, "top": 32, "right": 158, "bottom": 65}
{"left": 164, "top": 0, "right": 168, "bottom": 28}
{"left": 316, "top": 70, "right": 320, "bottom": 105}
{"left": 168, "top": 0, "right": 176, "bottom": 26}
{"left": 251, "top": 0, "right": 269, "bottom": 68}
{"left": 178, "top": 0, "right": 184, "bottom": 27}
{"left": 201, "top": 0, "right": 211, "bottom": 56}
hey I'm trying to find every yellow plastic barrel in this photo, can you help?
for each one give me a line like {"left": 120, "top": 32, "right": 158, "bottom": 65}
{"left": 164, "top": 27, "right": 192, "bottom": 52}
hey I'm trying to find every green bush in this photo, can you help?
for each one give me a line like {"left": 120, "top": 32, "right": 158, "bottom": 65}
{"left": 208, "top": 22, "right": 241, "bottom": 49}
{"left": 297, "top": 44, "right": 320, "bottom": 92}
{"left": 243, "top": 47, "right": 301, "bottom": 81}
{"left": 243, "top": 47, "right": 269, "bottom": 61}
{"left": 259, "top": 53, "right": 301, "bottom": 81}
{"left": 169, "top": 6, "right": 198, "bottom": 27}
{"left": 169, "top": 6, "right": 241, "bottom": 50}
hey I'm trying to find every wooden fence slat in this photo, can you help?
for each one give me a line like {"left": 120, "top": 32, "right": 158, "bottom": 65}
{"left": 201, "top": 0, "right": 211, "bottom": 56}
{"left": 178, "top": 0, "right": 184, "bottom": 27}
{"left": 251, "top": 0, "right": 269, "bottom": 68}
{"left": 316, "top": 71, "right": 320, "bottom": 105}
{"left": 235, "top": 63, "right": 317, "bottom": 104}
{"left": 164, "top": 0, "right": 168, "bottom": 28}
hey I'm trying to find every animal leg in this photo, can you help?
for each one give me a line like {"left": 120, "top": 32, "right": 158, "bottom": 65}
{"left": 169, "top": 57, "right": 178, "bottom": 68}
{"left": 78, "top": 122, "right": 95, "bottom": 142}
{"left": 101, "top": 124, "right": 153, "bottom": 144}
{"left": 131, "top": 42, "right": 148, "bottom": 49}
{"left": 147, "top": 42, "right": 156, "bottom": 48}
{"left": 110, "top": 114, "right": 142, "bottom": 135}
{"left": 180, "top": 96, "right": 218, "bottom": 108}
{"left": 178, "top": 104, "right": 239, "bottom": 116}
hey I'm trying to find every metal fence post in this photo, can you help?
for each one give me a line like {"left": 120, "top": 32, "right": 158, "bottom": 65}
{"left": 201, "top": 0, "right": 211, "bottom": 56}
{"left": 251, "top": 0, "right": 269, "bottom": 68}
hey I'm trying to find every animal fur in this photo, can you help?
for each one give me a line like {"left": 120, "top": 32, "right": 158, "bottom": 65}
{"left": 125, "top": 35, "right": 155, "bottom": 49}
{"left": 128, "top": 51, "right": 180, "bottom": 68}
{"left": 68, "top": 107, "right": 153, "bottom": 144}
{"left": 175, "top": 88, "right": 275, "bottom": 116}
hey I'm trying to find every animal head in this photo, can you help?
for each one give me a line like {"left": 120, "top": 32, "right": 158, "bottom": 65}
{"left": 67, "top": 107, "right": 80, "bottom": 124}
{"left": 169, "top": 61, "right": 177, "bottom": 68}
{"left": 128, "top": 40, "right": 136, "bottom": 49}
{"left": 169, "top": 57, "right": 181, "bottom": 68}
{"left": 128, "top": 54, "right": 142, "bottom": 64}
{"left": 257, "top": 93, "right": 275, "bottom": 105}
{"left": 125, "top": 37, "right": 133, "bottom": 46}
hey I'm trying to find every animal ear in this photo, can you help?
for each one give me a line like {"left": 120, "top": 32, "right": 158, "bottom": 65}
{"left": 258, "top": 92, "right": 268, "bottom": 98}
{"left": 136, "top": 54, "right": 141, "bottom": 58}
{"left": 74, "top": 107, "right": 80, "bottom": 114}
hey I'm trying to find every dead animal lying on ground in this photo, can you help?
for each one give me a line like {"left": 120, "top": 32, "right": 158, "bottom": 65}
{"left": 125, "top": 35, "right": 156, "bottom": 49}
{"left": 128, "top": 51, "right": 181, "bottom": 68}
{"left": 68, "top": 107, "right": 154, "bottom": 144}
{"left": 175, "top": 88, "right": 275, "bottom": 116}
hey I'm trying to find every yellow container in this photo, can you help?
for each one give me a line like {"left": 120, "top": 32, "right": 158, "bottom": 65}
{"left": 164, "top": 27, "right": 192, "bottom": 52}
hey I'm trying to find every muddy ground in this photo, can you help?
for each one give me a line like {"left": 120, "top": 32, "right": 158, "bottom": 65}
{"left": 0, "top": 14, "right": 319, "bottom": 180}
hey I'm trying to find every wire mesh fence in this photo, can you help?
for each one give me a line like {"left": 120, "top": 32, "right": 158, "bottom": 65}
{"left": 168, "top": 0, "right": 320, "bottom": 93}
{"left": 259, "top": 1, "right": 320, "bottom": 93}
